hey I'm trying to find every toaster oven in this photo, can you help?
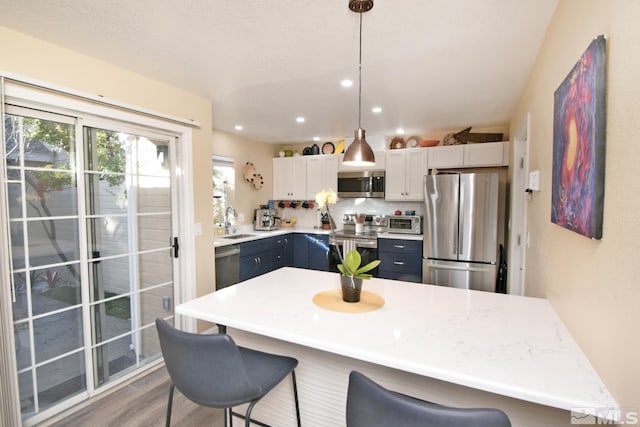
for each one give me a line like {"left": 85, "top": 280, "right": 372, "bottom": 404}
{"left": 387, "top": 215, "right": 423, "bottom": 234}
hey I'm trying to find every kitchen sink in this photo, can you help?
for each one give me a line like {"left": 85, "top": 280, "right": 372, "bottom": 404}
{"left": 223, "top": 234, "right": 255, "bottom": 240}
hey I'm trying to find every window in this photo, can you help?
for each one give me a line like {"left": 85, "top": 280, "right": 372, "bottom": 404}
{"left": 212, "top": 156, "right": 235, "bottom": 228}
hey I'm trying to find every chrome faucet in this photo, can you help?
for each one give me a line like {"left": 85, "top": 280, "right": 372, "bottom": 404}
{"left": 224, "top": 206, "right": 237, "bottom": 235}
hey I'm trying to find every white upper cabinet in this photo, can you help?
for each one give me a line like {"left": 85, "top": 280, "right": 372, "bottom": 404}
{"left": 272, "top": 142, "right": 509, "bottom": 201}
{"left": 306, "top": 155, "right": 339, "bottom": 199}
{"left": 427, "top": 141, "right": 509, "bottom": 169}
{"left": 385, "top": 148, "right": 428, "bottom": 201}
{"left": 463, "top": 141, "right": 509, "bottom": 167}
{"left": 273, "top": 157, "right": 307, "bottom": 200}
{"left": 427, "top": 145, "right": 464, "bottom": 168}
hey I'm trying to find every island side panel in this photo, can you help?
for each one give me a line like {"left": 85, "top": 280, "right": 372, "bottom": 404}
{"left": 229, "top": 328, "right": 569, "bottom": 427}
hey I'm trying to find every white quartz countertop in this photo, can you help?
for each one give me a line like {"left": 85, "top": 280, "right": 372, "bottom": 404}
{"left": 176, "top": 267, "right": 617, "bottom": 413}
{"left": 214, "top": 227, "right": 329, "bottom": 247}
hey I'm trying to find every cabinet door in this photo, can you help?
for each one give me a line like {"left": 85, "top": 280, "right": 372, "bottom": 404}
{"left": 292, "top": 233, "right": 309, "bottom": 268}
{"left": 323, "top": 155, "right": 339, "bottom": 192}
{"left": 273, "top": 157, "right": 307, "bottom": 199}
{"left": 463, "top": 141, "right": 507, "bottom": 166}
{"left": 427, "top": 146, "right": 464, "bottom": 168}
{"left": 273, "top": 157, "right": 290, "bottom": 199}
{"left": 273, "top": 234, "right": 293, "bottom": 268}
{"left": 404, "top": 149, "right": 428, "bottom": 201}
{"left": 290, "top": 157, "right": 307, "bottom": 198}
{"left": 308, "top": 234, "right": 329, "bottom": 271}
{"left": 306, "top": 157, "right": 323, "bottom": 199}
{"left": 384, "top": 150, "right": 407, "bottom": 200}
{"left": 306, "top": 156, "right": 339, "bottom": 199}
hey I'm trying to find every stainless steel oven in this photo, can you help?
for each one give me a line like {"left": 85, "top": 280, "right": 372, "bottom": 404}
{"left": 328, "top": 213, "right": 385, "bottom": 276}
{"left": 329, "top": 234, "right": 379, "bottom": 277}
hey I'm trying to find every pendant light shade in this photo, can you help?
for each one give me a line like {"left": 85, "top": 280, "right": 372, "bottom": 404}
{"left": 342, "top": 0, "right": 375, "bottom": 167}
{"left": 343, "top": 128, "right": 375, "bottom": 165}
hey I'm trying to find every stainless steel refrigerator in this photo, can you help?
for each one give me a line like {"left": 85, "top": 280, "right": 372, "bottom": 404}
{"left": 422, "top": 172, "right": 499, "bottom": 292}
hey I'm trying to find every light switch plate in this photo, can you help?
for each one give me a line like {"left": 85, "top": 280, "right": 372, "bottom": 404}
{"left": 529, "top": 170, "right": 541, "bottom": 192}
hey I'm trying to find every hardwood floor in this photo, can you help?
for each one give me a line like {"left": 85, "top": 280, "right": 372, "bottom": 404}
{"left": 42, "top": 365, "right": 224, "bottom": 427}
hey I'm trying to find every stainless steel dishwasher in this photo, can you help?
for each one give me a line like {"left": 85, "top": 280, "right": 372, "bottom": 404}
{"left": 215, "top": 244, "right": 240, "bottom": 290}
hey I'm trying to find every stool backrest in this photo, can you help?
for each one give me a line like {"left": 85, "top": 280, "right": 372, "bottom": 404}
{"left": 346, "top": 371, "right": 511, "bottom": 427}
{"left": 156, "top": 319, "right": 260, "bottom": 407}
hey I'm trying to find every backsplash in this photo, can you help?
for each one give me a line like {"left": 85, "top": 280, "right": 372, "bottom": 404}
{"left": 276, "top": 198, "right": 425, "bottom": 229}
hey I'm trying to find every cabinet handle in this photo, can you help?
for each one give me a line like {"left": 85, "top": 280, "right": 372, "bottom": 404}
{"left": 393, "top": 245, "right": 405, "bottom": 249}
{"left": 393, "top": 261, "right": 405, "bottom": 265}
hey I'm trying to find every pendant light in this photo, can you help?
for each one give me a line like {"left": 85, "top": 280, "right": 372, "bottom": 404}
{"left": 342, "top": 0, "right": 376, "bottom": 166}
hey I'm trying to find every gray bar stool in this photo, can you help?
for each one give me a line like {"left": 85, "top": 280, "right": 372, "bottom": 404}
{"left": 156, "top": 319, "right": 301, "bottom": 427}
{"left": 346, "top": 371, "right": 511, "bottom": 427}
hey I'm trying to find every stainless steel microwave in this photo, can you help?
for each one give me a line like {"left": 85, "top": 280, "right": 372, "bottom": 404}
{"left": 388, "top": 215, "right": 423, "bottom": 234}
{"left": 337, "top": 171, "right": 385, "bottom": 198}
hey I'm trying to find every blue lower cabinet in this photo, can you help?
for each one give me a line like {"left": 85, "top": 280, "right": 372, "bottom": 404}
{"left": 307, "top": 234, "right": 329, "bottom": 271}
{"left": 292, "top": 233, "right": 329, "bottom": 271}
{"left": 292, "top": 234, "right": 308, "bottom": 268}
{"left": 239, "top": 251, "right": 273, "bottom": 281}
{"left": 273, "top": 235, "right": 293, "bottom": 268}
{"left": 239, "top": 233, "right": 329, "bottom": 281}
{"left": 239, "top": 237, "right": 278, "bottom": 281}
{"left": 378, "top": 238, "right": 422, "bottom": 283}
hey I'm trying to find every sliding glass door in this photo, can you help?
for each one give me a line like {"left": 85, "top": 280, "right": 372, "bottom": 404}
{"left": 3, "top": 106, "right": 178, "bottom": 422}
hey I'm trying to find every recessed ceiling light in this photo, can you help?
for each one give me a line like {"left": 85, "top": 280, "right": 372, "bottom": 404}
{"left": 296, "top": 117, "right": 305, "bottom": 123}
{"left": 313, "top": 136, "right": 320, "bottom": 141}
{"left": 396, "top": 127, "right": 405, "bottom": 135}
{"left": 341, "top": 79, "right": 353, "bottom": 88}
{"left": 371, "top": 107, "right": 382, "bottom": 114}
{"left": 234, "top": 125, "right": 243, "bottom": 131}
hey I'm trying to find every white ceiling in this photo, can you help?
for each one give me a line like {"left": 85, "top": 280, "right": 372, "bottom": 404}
{"left": 0, "top": 0, "right": 558, "bottom": 146}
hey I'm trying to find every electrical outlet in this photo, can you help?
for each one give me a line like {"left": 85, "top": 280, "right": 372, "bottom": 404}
{"left": 529, "top": 170, "right": 541, "bottom": 192}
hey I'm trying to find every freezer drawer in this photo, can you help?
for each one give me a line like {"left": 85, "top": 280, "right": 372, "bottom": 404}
{"left": 422, "top": 259, "right": 496, "bottom": 292}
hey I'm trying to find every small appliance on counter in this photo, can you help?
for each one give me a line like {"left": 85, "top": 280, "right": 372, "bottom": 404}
{"left": 387, "top": 215, "right": 423, "bottom": 234}
{"left": 254, "top": 208, "right": 280, "bottom": 231}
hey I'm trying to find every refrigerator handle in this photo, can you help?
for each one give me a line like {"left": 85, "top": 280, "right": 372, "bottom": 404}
{"left": 458, "top": 178, "right": 465, "bottom": 256}
{"left": 426, "top": 262, "right": 492, "bottom": 273}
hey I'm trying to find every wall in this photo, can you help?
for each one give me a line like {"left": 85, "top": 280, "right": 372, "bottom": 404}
{"left": 212, "top": 129, "right": 276, "bottom": 227}
{"left": 509, "top": 0, "right": 639, "bottom": 409}
{"left": 0, "top": 26, "right": 215, "bottom": 298}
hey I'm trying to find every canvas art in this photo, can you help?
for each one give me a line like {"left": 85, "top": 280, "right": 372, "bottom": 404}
{"left": 551, "top": 35, "right": 606, "bottom": 239}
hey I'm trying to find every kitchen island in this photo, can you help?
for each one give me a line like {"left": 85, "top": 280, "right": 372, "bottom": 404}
{"left": 176, "top": 267, "right": 617, "bottom": 426}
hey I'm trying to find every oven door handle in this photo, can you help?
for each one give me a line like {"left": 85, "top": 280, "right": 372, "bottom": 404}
{"left": 355, "top": 240, "right": 377, "bottom": 249}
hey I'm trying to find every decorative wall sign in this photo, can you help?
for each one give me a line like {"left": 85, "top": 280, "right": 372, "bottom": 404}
{"left": 242, "top": 161, "right": 264, "bottom": 190}
{"left": 551, "top": 35, "right": 606, "bottom": 239}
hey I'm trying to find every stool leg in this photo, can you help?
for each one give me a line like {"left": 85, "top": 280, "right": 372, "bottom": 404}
{"left": 291, "top": 371, "right": 301, "bottom": 427}
{"left": 165, "top": 383, "right": 175, "bottom": 427}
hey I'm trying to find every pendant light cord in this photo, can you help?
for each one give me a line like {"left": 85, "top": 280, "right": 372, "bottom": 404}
{"left": 357, "top": 12, "right": 363, "bottom": 129}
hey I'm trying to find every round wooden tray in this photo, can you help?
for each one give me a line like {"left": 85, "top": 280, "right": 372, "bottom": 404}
{"left": 312, "top": 289, "right": 385, "bottom": 313}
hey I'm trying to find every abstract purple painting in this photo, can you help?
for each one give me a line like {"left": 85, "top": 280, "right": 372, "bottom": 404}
{"left": 551, "top": 35, "right": 606, "bottom": 239}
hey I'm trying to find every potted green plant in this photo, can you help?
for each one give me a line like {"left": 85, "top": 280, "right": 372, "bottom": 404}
{"left": 315, "top": 188, "right": 380, "bottom": 303}
{"left": 337, "top": 249, "right": 380, "bottom": 303}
